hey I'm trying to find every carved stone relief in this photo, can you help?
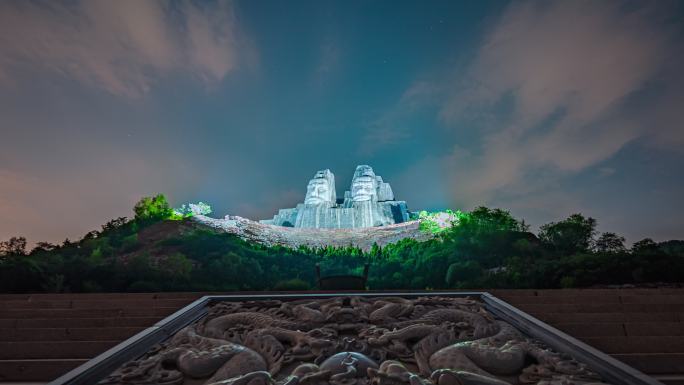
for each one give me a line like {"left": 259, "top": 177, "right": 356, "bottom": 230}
{"left": 100, "top": 296, "right": 609, "bottom": 385}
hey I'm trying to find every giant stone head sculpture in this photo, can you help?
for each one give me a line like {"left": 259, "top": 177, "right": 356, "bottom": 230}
{"left": 351, "top": 165, "right": 378, "bottom": 202}
{"left": 304, "top": 169, "right": 336, "bottom": 205}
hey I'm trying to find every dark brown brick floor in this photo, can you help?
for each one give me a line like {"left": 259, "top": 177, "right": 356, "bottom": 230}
{"left": 0, "top": 292, "right": 200, "bottom": 383}
{"left": 1, "top": 289, "right": 682, "bottom": 384}
{"left": 489, "top": 289, "right": 684, "bottom": 385}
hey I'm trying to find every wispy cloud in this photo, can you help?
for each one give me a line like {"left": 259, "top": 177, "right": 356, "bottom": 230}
{"left": 0, "top": 0, "right": 249, "bottom": 97}
{"left": 312, "top": 42, "right": 341, "bottom": 85}
{"left": 431, "top": 0, "right": 682, "bottom": 209}
{"left": 358, "top": 81, "right": 438, "bottom": 155}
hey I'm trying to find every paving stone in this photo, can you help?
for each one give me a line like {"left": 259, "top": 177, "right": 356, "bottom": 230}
{"left": 153, "top": 292, "right": 205, "bottom": 299}
{"left": 553, "top": 322, "right": 625, "bottom": 337}
{"left": 0, "top": 319, "right": 17, "bottom": 328}
{"left": 511, "top": 311, "right": 678, "bottom": 323}
{"left": 0, "top": 300, "right": 72, "bottom": 310}
{"left": 28, "top": 293, "right": 155, "bottom": 301}
{"left": 152, "top": 299, "right": 197, "bottom": 308}
{"left": 497, "top": 295, "right": 621, "bottom": 304}
{"left": 0, "top": 341, "right": 119, "bottom": 359}
{"left": 0, "top": 294, "right": 32, "bottom": 301}
{"left": 620, "top": 295, "right": 684, "bottom": 304}
{"left": 69, "top": 299, "right": 157, "bottom": 309}
{"left": 624, "top": 322, "right": 684, "bottom": 336}
{"left": 120, "top": 307, "right": 178, "bottom": 317}
{"left": 0, "top": 308, "right": 126, "bottom": 319}
{"left": 516, "top": 303, "right": 624, "bottom": 313}
{"left": 581, "top": 336, "right": 684, "bottom": 354}
{"left": 0, "top": 327, "right": 145, "bottom": 342}
{"left": 14, "top": 317, "right": 158, "bottom": 328}
{"left": 612, "top": 353, "right": 684, "bottom": 374}
{"left": 533, "top": 289, "right": 623, "bottom": 297}
{"left": 487, "top": 289, "right": 538, "bottom": 297}
{"left": 653, "top": 375, "right": 684, "bottom": 385}
{"left": 622, "top": 303, "right": 684, "bottom": 312}
{"left": 0, "top": 358, "right": 87, "bottom": 381}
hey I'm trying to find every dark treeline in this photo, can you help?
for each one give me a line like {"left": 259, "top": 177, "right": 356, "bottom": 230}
{"left": 1, "top": 195, "right": 683, "bottom": 293}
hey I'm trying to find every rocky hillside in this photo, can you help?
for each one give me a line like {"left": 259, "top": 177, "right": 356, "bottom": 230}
{"left": 192, "top": 215, "right": 432, "bottom": 251}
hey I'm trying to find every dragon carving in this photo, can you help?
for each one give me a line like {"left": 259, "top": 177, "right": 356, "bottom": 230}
{"left": 100, "top": 296, "right": 609, "bottom": 385}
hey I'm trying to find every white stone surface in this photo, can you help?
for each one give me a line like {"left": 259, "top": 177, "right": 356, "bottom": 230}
{"left": 260, "top": 165, "right": 410, "bottom": 228}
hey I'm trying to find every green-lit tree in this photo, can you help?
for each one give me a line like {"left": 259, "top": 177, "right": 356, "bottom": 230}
{"left": 133, "top": 194, "right": 173, "bottom": 223}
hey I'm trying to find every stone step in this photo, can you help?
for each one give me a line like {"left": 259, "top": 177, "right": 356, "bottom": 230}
{"left": 0, "top": 298, "right": 194, "bottom": 310}
{"left": 0, "top": 341, "right": 119, "bottom": 359}
{"left": 624, "top": 322, "right": 684, "bottom": 336}
{"left": 553, "top": 322, "right": 626, "bottom": 337}
{"left": 0, "top": 300, "right": 73, "bottom": 310}
{"left": 1, "top": 293, "right": 155, "bottom": 301}
{"left": 532, "top": 289, "right": 684, "bottom": 296}
{"left": 497, "top": 295, "right": 622, "bottom": 304}
{"left": 552, "top": 322, "right": 684, "bottom": 337}
{"left": 153, "top": 292, "right": 206, "bottom": 299}
{"left": 0, "top": 316, "right": 160, "bottom": 329}
{"left": 534, "top": 311, "right": 680, "bottom": 323}
{"left": 0, "top": 292, "right": 204, "bottom": 302}
{"left": 653, "top": 375, "right": 684, "bottom": 385}
{"left": 581, "top": 336, "right": 684, "bottom": 354}
{"left": 612, "top": 353, "right": 684, "bottom": 374}
{"left": 0, "top": 294, "right": 32, "bottom": 301}
{"left": 619, "top": 295, "right": 684, "bottom": 304}
{"left": 0, "top": 359, "right": 87, "bottom": 382}
{"left": 517, "top": 303, "right": 684, "bottom": 313}
{"left": 0, "top": 307, "right": 178, "bottom": 319}
{"left": 70, "top": 298, "right": 193, "bottom": 309}
{"left": 487, "top": 289, "right": 539, "bottom": 297}
{"left": 0, "top": 327, "right": 145, "bottom": 342}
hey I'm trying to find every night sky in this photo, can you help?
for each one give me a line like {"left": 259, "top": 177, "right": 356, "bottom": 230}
{"left": 1, "top": 0, "right": 683, "bottom": 245}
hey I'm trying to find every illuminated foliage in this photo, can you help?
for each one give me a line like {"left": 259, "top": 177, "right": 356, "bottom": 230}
{"left": 133, "top": 194, "right": 173, "bottom": 223}
{"left": 417, "top": 209, "right": 463, "bottom": 234}
{"left": 172, "top": 202, "right": 212, "bottom": 219}
{"left": 1, "top": 198, "right": 683, "bottom": 293}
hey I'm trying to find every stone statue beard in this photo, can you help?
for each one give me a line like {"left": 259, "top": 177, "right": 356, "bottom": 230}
{"left": 351, "top": 177, "right": 377, "bottom": 202}
{"left": 304, "top": 179, "right": 332, "bottom": 205}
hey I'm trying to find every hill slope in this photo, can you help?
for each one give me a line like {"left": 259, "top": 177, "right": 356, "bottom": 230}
{"left": 191, "top": 215, "right": 432, "bottom": 251}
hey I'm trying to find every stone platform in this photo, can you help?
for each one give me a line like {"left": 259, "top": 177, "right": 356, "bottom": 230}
{"left": 0, "top": 289, "right": 683, "bottom": 384}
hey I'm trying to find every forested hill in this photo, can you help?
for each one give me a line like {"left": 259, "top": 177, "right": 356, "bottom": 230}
{"left": 1, "top": 194, "right": 683, "bottom": 293}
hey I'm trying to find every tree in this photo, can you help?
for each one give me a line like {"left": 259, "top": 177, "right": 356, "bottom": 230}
{"left": 133, "top": 194, "right": 172, "bottom": 223}
{"left": 631, "top": 238, "right": 659, "bottom": 254}
{"left": 538, "top": 214, "right": 597, "bottom": 255}
{"left": 594, "top": 232, "right": 626, "bottom": 253}
{"left": 32, "top": 242, "right": 57, "bottom": 253}
{"left": 0, "top": 236, "right": 27, "bottom": 256}
{"left": 102, "top": 217, "right": 128, "bottom": 232}
{"left": 446, "top": 260, "right": 482, "bottom": 287}
{"left": 463, "top": 207, "right": 529, "bottom": 233}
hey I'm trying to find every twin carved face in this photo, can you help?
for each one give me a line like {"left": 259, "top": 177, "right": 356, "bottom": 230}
{"left": 351, "top": 176, "right": 377, "bottom": 202}
{"left": 305, "top": 178, "right": 333, "bottom": 205}
{"left": 304, "top": 166, "right": 379, "bottom": 205}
